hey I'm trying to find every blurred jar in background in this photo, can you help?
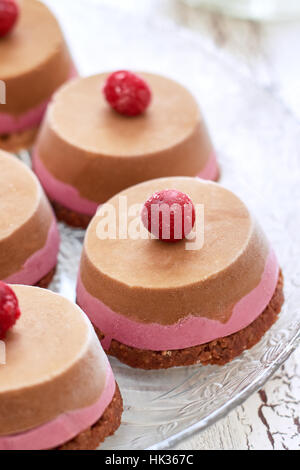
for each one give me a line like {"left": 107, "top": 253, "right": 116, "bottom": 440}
{"left": 181, "top": 0, "right": 300, "bottom": 21}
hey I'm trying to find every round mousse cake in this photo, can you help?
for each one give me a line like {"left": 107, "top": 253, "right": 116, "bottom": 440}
{"left": 0, "top": 0, "right": 77, "bottom": 152}
{"left": 0, "top": 150, "right": 60, "bottom": 287}
{"left": 0, "top": 285, "right": 123, "bottom": 450}
{"left": 33, "top": 72, "right": 218, "bottom": 228}
{"left": 77, "top": 177, "right": 284, "bottom": 369}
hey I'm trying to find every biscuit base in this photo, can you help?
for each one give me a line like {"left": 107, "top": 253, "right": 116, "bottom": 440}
{"left": 51, "top": 200, "right": 92, "bottom": 229}
{"left": 94, "top": 272, "right": 284, "bottom": 370}
{"left": 0, "top": 127, "right": 39, "bottom": 153}
{"left": 35, "top": 266, "right": 56, "bottom": 289}
{"left": 56, "top": 383, "right": 123, "bottom": 450}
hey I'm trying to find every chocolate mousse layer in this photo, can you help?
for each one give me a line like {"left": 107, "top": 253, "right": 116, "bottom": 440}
{"left": 0, "top": 0, "right": 73, "bottom": 115}
{"left": 35, "top": 73, "right": 216, "bottom": 206}
{"left": 0, "top": 152, "right": 53, "bottom": 280}
{"left": 80, "top": 177, "right": 269, "bottom": 326}
{"left": 0, "top": 286, "right": 108, "bottom": 436}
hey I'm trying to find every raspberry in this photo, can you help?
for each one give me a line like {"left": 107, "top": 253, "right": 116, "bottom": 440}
{"left": 0, "top": 0, "right": 19, "bottom": 38}
{"left": 103, "top": 70, "right": 152, "bottom": 117}
{"left": 0, "top": 282, "right": 21, "bottom": 339}
{"left": 141, "top": 189, "right": 196, "bottom": 243}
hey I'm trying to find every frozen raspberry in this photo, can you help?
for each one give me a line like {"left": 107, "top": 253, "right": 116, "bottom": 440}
{"left": 0, "top": 282, "right": 21, "bottom": 339}
{"left": 0, "top": 0, "right": 19, "bottom": 38}
{"left": 141, "top": 189, "right": 196, "bottom": 243}
{"left": 103, "top": 70, "right": 152, "bottom": 116}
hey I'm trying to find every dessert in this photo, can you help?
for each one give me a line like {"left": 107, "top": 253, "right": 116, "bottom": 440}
{"left": 0, "top": 150, "right": 59, "bottom": 287}
{"left": 0, "top": 284, "right": 123, "bottom": 450}
{"left": 0, "top": 0, "right": 77, "bottom": 152}
{"left": 77, "top": 177, "right": 284, "bottom": 369}
{"left": 33, "top": 71, "right": 219, "bottom": 228}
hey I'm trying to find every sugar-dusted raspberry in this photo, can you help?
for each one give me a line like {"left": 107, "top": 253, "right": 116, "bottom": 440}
{"left": 0, "top": 0, "right": 19, "bottom": 38}
{"left": 141, "top": 189, "right": 196, "bottom": 243}
{"left": 103, "top": 70, "right": 152, "bottom": 117}
{"left": 0, "top": 282, "right": 21, "bottom": 339}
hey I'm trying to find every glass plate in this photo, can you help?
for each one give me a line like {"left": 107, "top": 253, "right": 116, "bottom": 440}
{"left": 19, "top": 0, "right": 300, "bottom": 450}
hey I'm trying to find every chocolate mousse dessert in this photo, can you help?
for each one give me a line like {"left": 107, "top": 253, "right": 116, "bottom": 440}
{"left": 0, "top": 283, "right": 123, "bottom": 450}
{"left": 0, "top": 150, "right": 59, "bottom": 286}
{"left": 77, "top": 177, "right": 284, "bottom": 369}
{"left": 0, "top": 0, "right": 77, "bottom": 152}
{"left": 33, "top": 71, "right": 218, "bottom": 228}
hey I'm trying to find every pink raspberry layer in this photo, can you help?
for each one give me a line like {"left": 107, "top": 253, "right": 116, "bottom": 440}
{"left": 77, "top": 250, "right": 279, "bottom": 351}
{"left": 32, "top": 149, "right": 219, "bottom": 217}
{"left": 197, "top": 151, "right": 219, "bottom": 181}
{"left": 0, "top": 65, "right": 78, "bottom": 135}
{"left": 4, "top": 218, "right": 60, "bottom": 286}
{"left": 32, "top": 149, "right": 99, "bottom": 216}
{"left": 0, "top": 364, "right": 115, "bottom": 450}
